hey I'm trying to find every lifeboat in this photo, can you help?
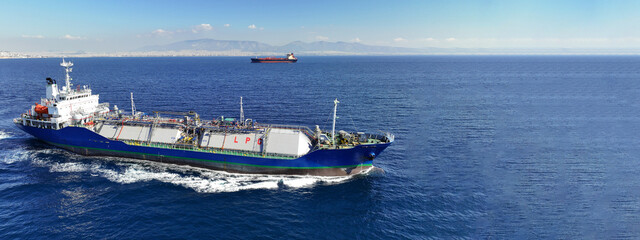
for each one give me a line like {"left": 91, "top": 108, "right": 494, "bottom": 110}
{"left": 34, "top": 103, "right": 48, "bottom": 114}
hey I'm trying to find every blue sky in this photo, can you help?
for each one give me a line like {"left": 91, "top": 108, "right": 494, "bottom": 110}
{"left": 2, "top": 0, "right": 640, "bottom": 52}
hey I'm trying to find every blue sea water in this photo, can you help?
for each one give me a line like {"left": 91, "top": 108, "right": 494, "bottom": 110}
{"left": 1, "top": 56, "right": 640, "bottom": 239}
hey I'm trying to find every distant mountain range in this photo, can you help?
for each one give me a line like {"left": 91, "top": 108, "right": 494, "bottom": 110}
{"left": 137, "top": 39, "right": 434, "bottom": 55}
{"left": 4, "top": 39, "right": 639, "bottom": 59}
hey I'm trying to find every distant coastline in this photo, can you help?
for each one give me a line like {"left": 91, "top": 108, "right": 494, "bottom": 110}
{"left": 3, "top": 38, "right": 640, "bottom": 59}
{"left": 4, "top": 51, "right": 640, "bottom": 59}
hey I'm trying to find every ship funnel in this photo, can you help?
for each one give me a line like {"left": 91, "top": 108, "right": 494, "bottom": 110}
{"left": 46, "top": 77, "right": 59, "bottom": 99}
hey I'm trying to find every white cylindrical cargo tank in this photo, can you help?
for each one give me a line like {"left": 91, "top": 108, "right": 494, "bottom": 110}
{"left": 201, "top": 131, "right": 264, "bottom": 152}
{"left": 264, "top": 128, "right": 312, "bottom": 156}
{"left": 95, "top": 124, "right": 181, "bottom": 144}
{"left": 112, "top": 125, "right": 150, "bottom": 141}
{"left": 200, "top": 128, "right": 312, "bottom": 156}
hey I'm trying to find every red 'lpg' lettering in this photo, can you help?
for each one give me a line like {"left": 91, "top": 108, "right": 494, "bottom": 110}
{"left": 257, "top": 138, "right": 262, "bottom": 145}
{"left": 234, "top": 136, "right": 238, "bottom": 143}
{"left": 245, "top": 137, "right": 251, "bottom": 143}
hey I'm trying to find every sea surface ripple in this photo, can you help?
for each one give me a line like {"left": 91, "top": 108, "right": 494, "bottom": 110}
{"left": 1, "top": 56, "right": 640, "bottom": 239}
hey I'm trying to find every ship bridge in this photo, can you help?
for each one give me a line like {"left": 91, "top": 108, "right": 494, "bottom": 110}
{"left": 17, "top": 59, "right": 110, "bottom": 129}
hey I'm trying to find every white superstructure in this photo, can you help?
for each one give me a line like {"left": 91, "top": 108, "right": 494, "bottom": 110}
{"left": 20, "top": 59, "right": 110, "bottom": 129}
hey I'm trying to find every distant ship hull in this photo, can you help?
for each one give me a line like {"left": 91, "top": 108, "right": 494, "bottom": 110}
{"left": 251, "top": 58, "right": 297, "bottom": 63}
{"left": 16, "top": 124, "right": 390, "bottom": 176}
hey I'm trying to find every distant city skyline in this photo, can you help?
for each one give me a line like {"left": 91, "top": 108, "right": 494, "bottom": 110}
{"left": 2, "top": 0, "right": 640, "bottom": 53}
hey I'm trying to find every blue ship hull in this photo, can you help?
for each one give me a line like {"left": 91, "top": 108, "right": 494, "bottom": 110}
{"left": 16, "top": 124, "right": 391, "bottom": 176}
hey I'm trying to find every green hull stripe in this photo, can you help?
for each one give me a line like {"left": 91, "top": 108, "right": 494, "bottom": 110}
{"left": 46, "top": 141, "right": 373, "bottom": 170}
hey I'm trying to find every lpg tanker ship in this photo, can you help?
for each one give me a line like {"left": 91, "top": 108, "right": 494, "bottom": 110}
{"left": 14, "top": 59, "right": 394, "bottom": 176}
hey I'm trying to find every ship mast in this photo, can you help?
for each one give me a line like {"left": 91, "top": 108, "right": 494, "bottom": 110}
{"left": 332, "top": 98, "right": 339, "bottom": 146}
{"left": 130, "top": 92, "right": 136, "bottom": 116}
{"left": 240, "top": 96, "right": 244, "bottom": 123}
{"left": 60, "top": 58, "right": 73, "bottom": 92}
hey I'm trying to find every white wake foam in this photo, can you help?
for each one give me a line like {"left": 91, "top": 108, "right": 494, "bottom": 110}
{"left": 1, "top": 150, "right": 31, "bottom": 164}
{"left": 1, "top": 148, "right": 58, "bottom": 164}
{"left": 91, "top": 161, "right": 359, "bottom": 193}
{"left": 0, "top": 130, "right": 13, "bottom": 140}
{"left": 25, "top": 153, "right": 368, "bottom": 193}
{"left": 48, "top": 162, "right": 91, "bottom": 172}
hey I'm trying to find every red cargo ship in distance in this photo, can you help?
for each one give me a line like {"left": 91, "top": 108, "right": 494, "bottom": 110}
{"left": 251, "top": 53, "right": 297, "bottom": 63}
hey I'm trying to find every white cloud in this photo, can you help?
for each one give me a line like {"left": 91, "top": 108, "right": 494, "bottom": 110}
{"left": 192, "top": 23, "right": 213, "bottom": 33}
{"left": 316, "top": 36, "right": 329, "bottom": 41}
{"left": 421, "top": 38, "right": 436, "bottom": 42}
{"left": 22, "top": 35, "right": 44, "bottom": 39}
{"left": 224, "top": 24, "right": 230, "bottom": 27}
{"left": 248, "top": 24, "right": 257, "bottom": 29}
{"left": 446, "top": 37, "right": 456, "bottom": 41}
{"left": 153, "top": 29, "right": 167, "bottom": 34}
{"left": 152, "top": 29, "right": 172, "bottom": 36}
{"left": 352, "top": 37, "right": 361, "bottom": 43}
{"left": 393, "top": 37, "right": 407, "bottom": 42}
{"left": 62, "top": 34, "right": 86, "bottom": 40}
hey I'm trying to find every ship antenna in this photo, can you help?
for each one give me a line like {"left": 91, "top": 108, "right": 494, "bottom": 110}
{"left": 130, "top": 92, "right": 136, "bottom": 116}
{"left": 332, "top": 98, "right": 339, "bottom": 146}
{"left": 240, "top": 96, "right": 244, "bottom": 123}
{"left": 60, "top": 58, "right": 74, "bottom": 92}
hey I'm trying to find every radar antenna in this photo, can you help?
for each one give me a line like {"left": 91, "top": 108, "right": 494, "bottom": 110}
{"left": 60, "top": 58, "right": 74, "bottom": 92}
